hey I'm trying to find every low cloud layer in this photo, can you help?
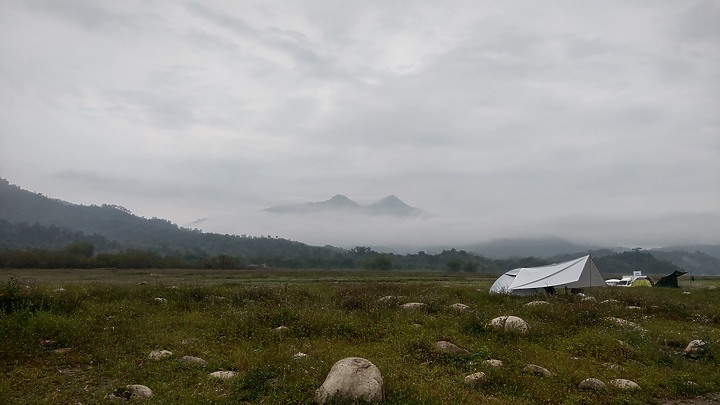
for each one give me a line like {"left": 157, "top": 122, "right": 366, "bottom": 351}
{"left": 1, "top": 1, "right": 718, "bottom": 248}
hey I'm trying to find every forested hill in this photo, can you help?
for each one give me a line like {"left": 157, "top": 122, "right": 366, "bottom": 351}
{"left": 0, "top": 178, "right": 343, "bottom": 259}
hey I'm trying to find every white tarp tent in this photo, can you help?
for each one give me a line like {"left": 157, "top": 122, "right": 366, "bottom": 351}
{"left": 489, "top": 255, "right": 605, "bottom": 294}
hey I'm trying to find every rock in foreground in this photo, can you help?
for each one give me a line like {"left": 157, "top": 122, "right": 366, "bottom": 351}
{"left": 314, "top": 357, "right": 383, "bottom": 404}
{"left": 489, "top": 316, "right": 529, "bottom": 334}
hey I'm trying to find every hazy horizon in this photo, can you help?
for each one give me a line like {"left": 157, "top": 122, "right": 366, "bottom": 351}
{"left": 1, "top": 1, "right": 718, "bottom": 249}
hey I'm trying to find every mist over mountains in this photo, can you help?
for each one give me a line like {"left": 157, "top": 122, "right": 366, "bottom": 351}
{"left": 264, "top": 194, "right": 424, "bottom": 217}
{"left": 2, "top": 177, "right": 720, "bottom": 274}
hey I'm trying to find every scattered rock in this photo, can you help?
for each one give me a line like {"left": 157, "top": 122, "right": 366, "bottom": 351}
{"left": 483, "top": 359, "right": 503, "bottom": 367}
{"left": 603, "top": 317, "right": 647, "bottom": 333}
{"left": 489, "top": 316, "right": 529, "bottom": 334}
{"left": 52, "top": 348, "right": 71, "bottom": 354}
{"left": 108, "top": 384, "right": 153, "bottom": 401}
{"left": 400, "top": 302, "right": 428, "bottom": 310}
{"left": 434, "top": 340, "right": 470, "bottom": 355}
{"left": 523, "top": 364, "right": 553, "bottom": 378}
{"left": 684, "top": 340, "right": 708, "bottom": 357}
{"left": 600, "top": 299, "right": 621, "bottom": 305}
{"left": 274, "top": 325, "right": 289, "bottom": 332}
{"left": 314, "top": 357, "right": 383, "bottom": 404}
{"left": 179, "top": 356, "right": 207, "bottom": 366}
{"left": 525, "top": 300, "right": 549, "bottom": 307}
{"left": 149, "top": 349, "right": 172, "bottom": 360}
{"left": 53, "top": 287, "right": 66, "bottom": 292}
{"left": 449, "top": 303, "right": 470, "bottom": 311}
{"left": 602, "top": 363, "right": 622, "bottom": 371}
{"left": 709, "top": 286, "right": 717, "bottom": 290}
{"left": 609, "top": 379, "right": 640, "bottom": 390}
{"left": 209, "top": 371, "right": 237, "bottom": 380}
{"left": 627, "top": 306, "right": 642, "bottom": 310}
{"left": 293, "top": 352, "right": 308, "bottom": 360}
{"left": 581, "top": 297, "right": 596, "bottom": 303}
{"left": 138, "top": 281, "right": 147, "bottom": 285}
{"left": 683, "top": 291, "right": 691, "bottom": 295}
{"left": 464, "top": 372, "right": 487, "bottom": 385}
{"left": 377, "top": 295, "right": 396, "bottom": 302}
{"left": 413, "top": 323, "right": 422, "bottom": 328}
{"left": 154, "top": 297, "right": 167, "bottom": 303}
{"left": 579, "top": 378, "right": 607, "bottom": 391}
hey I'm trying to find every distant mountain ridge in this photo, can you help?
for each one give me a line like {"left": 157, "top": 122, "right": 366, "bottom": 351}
{"left": 264, "top": 194, "right": 423, "bottom": 217}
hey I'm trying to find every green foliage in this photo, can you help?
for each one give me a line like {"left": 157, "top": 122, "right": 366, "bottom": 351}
{"left": 1, "top": 271, "right": 719, "bottom": 404}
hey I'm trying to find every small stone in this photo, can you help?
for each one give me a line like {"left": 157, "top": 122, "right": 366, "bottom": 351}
{"left": 434, "top": 340, "right": 470, "bottom": 355}
{"left": 149, "top": 349, "right": 172, "bottom": 360}
{"left": 600, "top": 299, "right": 621, "bottom": 305}
{"left": 579, "top": 378, "right": 607, "bottom": 391}
{"left": 627, "top": 306, "right": 641, "bottom": 310}
{"left": 138, "top": 281, "right": 147, "bottom": 285}
{"left": 684, "top": 340, "right": 708, "bottom": 357}
{"left": 464, "top": 372, "right": 487, "bottom": 385}
{"left": 489, "top": 316, "right": 529, "bottom": 334}
{"left": 377, "top": 295, "right": 396, "bottom": 302}
{"left": 54, "top": 288, "right": 66, "bottom": 292}
{"left": 683, "top": 291, "right": 691, "bottom": 295}
{"left": 449, "top": 303, "right": 470, "bottom": 311}
{"left": 581, "top": 297, "right": 596, "bottom": 302}
{"left": 154, "top": 297, "right": 167, "bottom": 303}
{"left": 523, "top": 364, "right": 553, "bottom": 378}
{"left": 209, "top": 371, "right": 237, "bottom": 379}
{"left": 179, "top": 356, "right": 207, "bottom": 366}
{"left": 400, "top": 302, "right": 428, "bottom": 310}
{"left": 525, "top": 300, "right": 549, "bottom": 307}
{"left": 274, "top": 325, "right": 289, "bottom": 332}
{"left": 109, "top": 384, "right": 153, "bottom": 401}
{"left": 709, "top": 286, "right": 717, "bottom": 290}
{"left": 609, "top": 379, "right": 640, "bottom": 390}
{"left": 483, "top": 359, "right": 503, "bottom": 367}
{"left": 293, "top": 352, "right": 308, "bottom": 360}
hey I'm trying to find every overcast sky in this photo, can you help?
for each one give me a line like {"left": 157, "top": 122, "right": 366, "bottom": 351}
{"left": 1, "top": 0, "right": 719, "bottom": 249}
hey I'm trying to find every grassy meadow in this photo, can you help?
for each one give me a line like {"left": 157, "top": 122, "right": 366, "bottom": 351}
{"left": 1, "top": 269, "right": 719, "bottom": 404}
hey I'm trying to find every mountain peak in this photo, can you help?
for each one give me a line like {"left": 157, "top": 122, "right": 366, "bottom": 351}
{"left": 265, "top": 194, "right": 423, "bottom": 217}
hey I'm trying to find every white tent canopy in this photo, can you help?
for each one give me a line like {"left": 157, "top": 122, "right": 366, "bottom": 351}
{"left": 489, "top": 255, "right": 605, "bottom": 294}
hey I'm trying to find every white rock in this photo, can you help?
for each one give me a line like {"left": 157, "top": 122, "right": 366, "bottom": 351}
{"left": 400, "top": 302, "right": 428, "bottom": 310}
{"left": 581, "top": 297, "right": 596, "bottom": 302}
{"left": 314, "top": 357, "right": 383, "bottom": 404}
{"left": 523, "top": 364, "right": 553, "bottom": 378}
{"left": 377, "top": 295, "right": 396, "bottom": 302}
{"left": 274, "top": 325, "right": 289, "bottom": 332}
{"left": 489, "top": 316, "right": 529, "bottom": 334}
{"left": 464, "top": 372, "right": 487, "bottom": 385}
{"left": 293, "top": 352, "right": 308, "bottom": 360}
{"left": 434, "top": 340, "right": 470, "bottom": 355}
{"left": 609, "top": 379, "right": 640, "bottom": 390}
{"left": 600, "top": 299, "right": 621, "bottom": 305}
{"left": 627, "top": 306, "right": 642, "bottom": 310}
{"left": 483, "top": 359, "right": 503, "bottom": 367}
{"left": 709, "top": 286, "right": 717, "bottom": 290}
{"left": 683, "top": 291, "right": 691, "bottom": 295}
{"left": 154, "top": 297, "right": 167, "bottom": 303}
{"left": 209, "top": 371, "right": 237, "bottom": 379}
{"left": 684, "top": 339, "right": 708, "bottom": 357}
{"left": 579, "top": 378, "right": 607, "bottom": 391}
{"left": 525, "top": 300, "right": 549, "bottom": 307}
{"left": 449, "top": 303, "right": 470, "bottom": 311}
{"left": 179, "top": 356, "right": 207, "bottom": 366}
{"left": 149, "top": 349, "right": 172, "bottom": 360}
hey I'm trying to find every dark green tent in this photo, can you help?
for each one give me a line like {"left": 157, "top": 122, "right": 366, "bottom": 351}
{"left": 654, "top": 270, "right": 687, "bottom": 288}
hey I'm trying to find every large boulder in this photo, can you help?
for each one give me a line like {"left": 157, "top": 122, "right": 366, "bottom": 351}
{"left": 489, "top": 316, "right": 529, "bottom": 334}
{"left": 314, "top": 357, "right": 383, "bottom": 404}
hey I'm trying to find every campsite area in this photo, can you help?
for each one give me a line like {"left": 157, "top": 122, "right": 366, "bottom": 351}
{"left": 1, "top": 268, "right": 719, "bottom": 404}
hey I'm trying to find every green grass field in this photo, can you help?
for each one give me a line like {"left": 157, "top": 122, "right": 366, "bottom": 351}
{"left": 1, "top": 269, "right": 718, "bottom": 404}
